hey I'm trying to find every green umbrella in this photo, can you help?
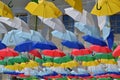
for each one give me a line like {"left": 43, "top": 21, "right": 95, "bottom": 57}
{"left": 0, "top": 60, "right": 6, "bottom": 65}
{"left": 75, "top": 55, "right": 95, "bottom": 61}
{"left": 54, "top": 55, "right": 73, "bottom": 64}
{"left": 6, "top": 55, "right": 29, "bottom": 65}
{"left": 43, "top": 56, "right": 54, "bottom": 63}
{"left": 56, "top": 77, "right": 68, "bottom": 80}
{"left": 35, "top": 57, "right": 44, "bottom": 64}
{"left": 94, "top": 53, "right": 114, "bottom": 59}
{"left": 97, "top": 78, "right": 112, "bottom": 80}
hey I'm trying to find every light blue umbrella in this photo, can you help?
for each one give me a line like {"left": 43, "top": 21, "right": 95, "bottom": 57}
{"left": 2, "top": 30, "right": 46, "bottom": 46}
{"left": 17, "top": 30, "right": 46, "bottom": 42}
{"left": 2, "top": 30, "right": 27, "bottom": 46}
{"left": 51, "top": 30, "right": 77, "bottom": 41}
{"left": 75, "top": 22, "right": 100, "bottom": 38}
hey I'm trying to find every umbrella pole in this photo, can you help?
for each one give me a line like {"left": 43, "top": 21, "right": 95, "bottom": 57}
{"left": 35, "top": 16, "right": 38, "bottom": 31}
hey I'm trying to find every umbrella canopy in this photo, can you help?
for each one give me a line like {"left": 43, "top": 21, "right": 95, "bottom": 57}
{"left": 65, "top": 8, "right": 95, "bottom": 27}
{"left": 29, "top": 49, "right": 42, "bottom": 58}
{"left": 38, "top": 17, "right": 66, "bottom": 32}
{"left": 82, "top": 35, "right": 107, "bottom": 46}
{"left": 2, "top": 30, "right": 45, "bottom": 46}
{"left": 61, "top": 40, "right": 85, "bottom": 49}
{"left": 6, "top": 56, "right": 29, "bottom": 65}
{"left": 25, "top": 0, "right": 62, "bottom": 18}
{"left": 51, "top": 30, "right": 77, "bottom": 41}
{"left": 75, "top": 22, "right": 100, "bottom": 38}
{"left": 0, "top": 23, "right": 7, "bottom": 33}
{"left": 0, "top": 17, "right": 30, "bottom": 32}
{"left": 71, "top": 48, "right": 92, "bottom": 56}
{"left": 14, "top": 40, "right": 37, "bottom": 52}
{"left": 0, "top": 41, "right": 6, "bottom": 50}
{"left": 113, "top": 45, "right": 120, "bottom": 57}
{"left": 65, "top": 0, "right": 83, "bottom": 12}
{"left": 42, "top": 49, "right": 66, "bottom": 58}
{"left": 90, "top": 45, "right": 112, "bottom": 53}
{"left": 0, "top": 1, "right": 14, "bottom": 18}
{"left": 91, "top": 0, "right": 120, "bottom": 16}
{"left": 34, "top": 41, "right": 57, "bottom": 50}
{"left": 0, "top": 48, "right": 19, "bottom": 58}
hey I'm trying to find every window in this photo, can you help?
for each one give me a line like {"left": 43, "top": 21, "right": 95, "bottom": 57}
{"left": 110, "top": 14, "right": 120, "bottom": 34}
{"left": 15, "top": 13, "right": 28, "bottom": 23}
{"left": 63, "top": 15, "right": 74, "bottom": 32}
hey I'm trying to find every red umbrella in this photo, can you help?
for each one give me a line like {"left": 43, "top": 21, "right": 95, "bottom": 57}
{"left": 29, "top": 49, "right": 42, "bottom": 59}
{"left": 42, "top": 49, "right": 66, "bottom": 58}
{"left": 0, "top": 56, "right": 4, "bottom": 60}
{"left": 113, "top": 45, "right": 120, "bottom": 57}
{"left": 71, "top": 48, "right": 92, "bottom": 56}
{"left": 90, "top": 45, "right": 112, "bottom": 53}
{"left": 0, "top": 48, "right": 19, "bottom": 57}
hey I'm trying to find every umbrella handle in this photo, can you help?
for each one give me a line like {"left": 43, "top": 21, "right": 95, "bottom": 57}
{"left": 96, "top": 3, "right": 102, "bottom": 10}
{"left": 8, "top": 0, "right": 13, "bottom": 8}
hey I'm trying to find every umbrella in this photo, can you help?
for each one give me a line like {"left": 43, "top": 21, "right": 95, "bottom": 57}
{"left": 51, "top": 30, "right": 77, "bottom": 41}
{"left": 34, "top": 41, "right": 57, "bottom": 50}
{"left": 38, "top": 17, "right": 66, "bottom": 32}
{"left": 91, "top": 0, "right": 120, "bottom": 16}
{"left": 75, "top": 22, "right": 100, "bottom": 38}
{"left": 0, "top": 23, "right": 7, "bottom": 33}
{"left": 29, "top": 49, "right": 42, "bottom": 58}
{"left": 25, "top": 0, "right": 62, "bottom": 18}
{"left": 61, "top": 40, "right": 85, "bottom": 49}
{"left": 0, "top": 48, "right": 19, "bottom": 58}
{"left": 0, "top": 17, "right": 30, "bottom": 32}
{"left": 65, "top": 8, "right": 95, "bottom": 26}
{"left": 90, "top": 45, "right": 112, "bottom": 53}
{"left": 53, "top": 55, "right": 73, "bottom": 64}
{"left": 2, "top": 30, "right": 28, "bottom": 46}
{"left": 65, "top": 0, "right": 83, "bottom": 12}
{"left": 6, "top": 56, "right": 29, "bottom": 65}
{"left": 107, "top": 29, "right": 114, "bottom": 49}
{"left": 71, "top": 48, "right": 92, "bottom": 56}
{"left": 0, "top": 40, "right": 6, "bottom": 50}
{"left": 113, "top": 45, "right": 120, "bottom": 57}
{"left": 42, "top": 49, "right": 66, "bottom": 58}
{"left": 0, "top": 1, "right": 14, "bottom": 18}
{"left": 14, "top": 40, "right": 37, "bottom": 52}
{"left": 82, "top": 35, "right": 107, "bottom": 46}
{"left": 2, "top": 30, "right": 45, "bottom": 46}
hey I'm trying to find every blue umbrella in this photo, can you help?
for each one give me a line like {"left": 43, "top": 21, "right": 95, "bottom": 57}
{"left": 107, "top": 29, "right": 114, "bottom": 49}
{"left": 61, "top": 40, "right": 85, "bottom": 49}
{"left": 82, "top": 35, "right": 107, "bottom": 46}
{"left": 0, "top": 41, "right": 6, "bottom": 49}
{"left": 2, "top": 30, "right": 46, "bottom": 46}
{"left": 51, "top": 30, "right": 77, "bottom": 41}
{"left": 14, "top": 40, "right": 37, "bottom": 52}
{"left": 35, "top": 41, "right": 57, "bottom": 50}
{"left": 75, "top": 22, "right": 100, "bottom": 38}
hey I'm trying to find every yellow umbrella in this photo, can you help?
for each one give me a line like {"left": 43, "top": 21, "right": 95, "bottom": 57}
{"left": 0, "top": 1, "right": 14, "bottom": 19}
{"left": 60, "top": 61, "right": 79, "bottom": 69}
{"left": 91, "top": 0, "right": 120, "bottom": 16}
{"left": 42, "top": 62, "right": 60, "bottom": 67}
{"left": 65, "top": 0, "right": 83, "bottom": 12}
{"left": 25, "top": 0, "right": 62, "bottom": 18}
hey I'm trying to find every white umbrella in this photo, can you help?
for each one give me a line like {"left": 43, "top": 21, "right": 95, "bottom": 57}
{"left": 64, "top": 7, "right": 95, "bottom": 27}
{"left": 0, "top": 17, "right": 30, "bottom": 32}
{"left": 0, "top": 23, "right": 7, "bottom": 33}
{"left": 38, "top": 16, "right": 66, "bottom": 33}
